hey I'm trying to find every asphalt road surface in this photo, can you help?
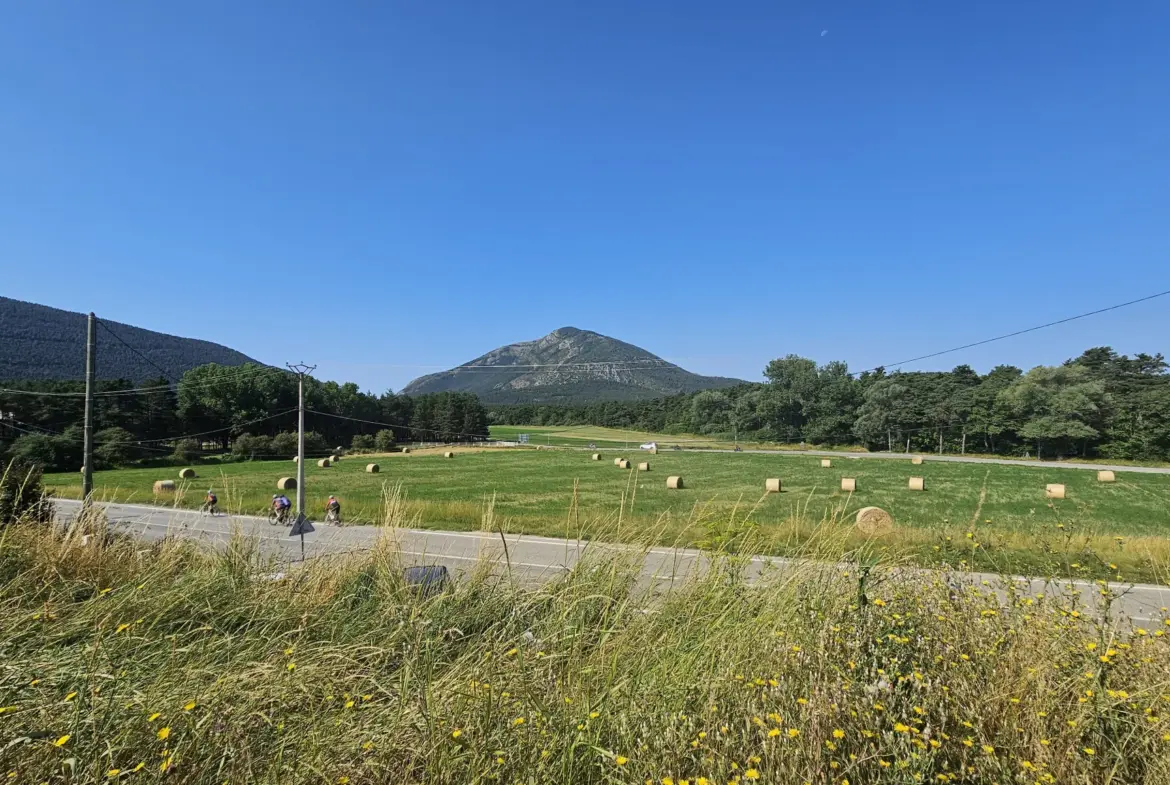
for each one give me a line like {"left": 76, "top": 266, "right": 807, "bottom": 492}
{"left": 55, "top": 499, "right": 1170, "bottom": 627}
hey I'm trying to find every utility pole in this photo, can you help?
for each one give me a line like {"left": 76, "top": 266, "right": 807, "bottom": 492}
{"left": 286, "top": 363, "right": 316, "bottom": 518}
{"left": 82, "top": 313, "right": 97, "bottom": 501}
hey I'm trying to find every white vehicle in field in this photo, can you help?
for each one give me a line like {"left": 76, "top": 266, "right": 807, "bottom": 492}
{"left": 639, "top": 442, "right": 657, "bottom": 451}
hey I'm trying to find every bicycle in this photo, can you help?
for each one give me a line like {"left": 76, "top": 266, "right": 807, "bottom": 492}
{"left": 268, "top": 507, "right": 291, "bottom": 526}
{"left": 200, "top": 501, "right": 220, "bottom": 516}
{"left": 325, "top": 507, "right": 342, "bottom": 525}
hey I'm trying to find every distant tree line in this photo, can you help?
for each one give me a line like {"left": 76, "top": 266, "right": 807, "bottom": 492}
{"left": 489, "top": 347, "right": 1170, "bottom": 461}
{"left": 0, "top": 363, "right": 490, "bottom": 472}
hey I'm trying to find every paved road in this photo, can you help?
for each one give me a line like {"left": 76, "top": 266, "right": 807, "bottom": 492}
{"left": 589, "top": 446, "right": 1170, "bottom": 475}
{"left": 56, "top": 499, "right": 1170, "bottom": 627}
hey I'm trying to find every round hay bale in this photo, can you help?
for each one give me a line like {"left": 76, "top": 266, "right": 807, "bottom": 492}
{"left": 293, "top": 456, "right": 300, "bottom": 463}
{"left": 317, "top": 458, "right": 331, "bottom": 468}
{"left": 648, "top": 447, "right": 658, "bottom": 455}
{"left": 366, "top": 463, "right": 380, "bottom": 473}
{"left": 856, "top": 506, "right": 894, "bottom": 534}
{"left": 613, "top": 457, "right": 623, "bottom": 466}
{"left": 1046, "top": 483, "right": 1066, "bottom": 500}
{"left": 666, "top": 476, "right": 684, "bottom": 490}
{"left": 401, "top": 447, "right": 411, "bottom": 454}
{"left": 820, "top": 458, "right": 832, "bottom": 468}
{"left": 908, "top": 476, "right": 925, "bottom": 492}
{"left": 765, "top": 478, "right": 781, "bottom": 493}
{"left": 1097, "top": 470, "right": 1116, "bottom": 483}
{"left": 277, "top": 477, "right": 297, "bottom": 490}
{"left": 334, "top": 446, "right": 346, "bottom": 455}
{"left": 152, "top": 480, "right": 176, "bottom": 494}
{"left": 911, "top": 456, "right": 924, "bottom": 465}
{"left": 637, "top": 462, "right": 650, "bottom": 472}
{"left": 444, "top": 451, "right": 454, "bottom": 459}
{"left": 80, "top": 466, "right": 85, "bottom": 474}
{"left": 591, "top": 453, "right": 601, "bottom": 461}
{"left": 331, "top": 454, "right": 341, "bottom": 462}
{"left": 178, "top": 468, "right": 197, "bottom": 479}
{"left": 617, "top": 459, "right": 631, "bottom": 469}
{"left": 841, "top": 478, "right": 857, "bottom": 492}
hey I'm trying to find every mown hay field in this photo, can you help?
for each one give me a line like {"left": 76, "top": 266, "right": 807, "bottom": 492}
{"left": 42, "top": 449, "right": 1170, "bottom": 582}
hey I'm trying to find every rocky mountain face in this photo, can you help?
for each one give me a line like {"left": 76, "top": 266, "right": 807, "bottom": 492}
{"left": 401, "top": 327, "right": 742, "bottom": 404}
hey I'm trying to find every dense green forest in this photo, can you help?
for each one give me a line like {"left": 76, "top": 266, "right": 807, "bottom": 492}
{"left": 0, "top": 363, "right": 489, "bottom": 472}
{"left": 0, "top": 296, "right": 257, "bottom": 381}
{"left": 489, "top": 347, "right": 1170, "bottom": 461}
{"left": 4, "top": 346, "right": 1169, "bottom": 472}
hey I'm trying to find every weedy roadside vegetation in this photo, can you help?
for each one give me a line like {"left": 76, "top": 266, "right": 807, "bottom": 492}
{"left": 2, "top": 486, "right": 1170, "bottom": 784}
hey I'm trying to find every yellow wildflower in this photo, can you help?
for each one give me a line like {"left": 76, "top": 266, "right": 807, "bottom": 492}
{"left": 615, "top": 756, "right": 628, "bottom": 766}
{"left": 53, "top": 735, "right": 70, "bottom": 747}
{"left": 157, "top": 727, "right": 170, "bottom": 740}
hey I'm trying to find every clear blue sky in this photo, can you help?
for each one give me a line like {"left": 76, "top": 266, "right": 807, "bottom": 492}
{"left": 2, "top": 1, "right": 1167, "bottom": 393}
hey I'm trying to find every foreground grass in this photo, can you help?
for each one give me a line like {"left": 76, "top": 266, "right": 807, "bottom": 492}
{"left": 43, "top": 449, "right": 1170, "bottom": 582}
{"left": 3, "top": 503, "right": 1170, "bottom": 785}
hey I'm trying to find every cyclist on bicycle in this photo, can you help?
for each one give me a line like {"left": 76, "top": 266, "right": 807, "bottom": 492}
{"left": 325, "top": 495, "right": 341, "bottom": 524}
{"left": 272, "top": 493, "right": 292, "bottom": 524}
{"left": 202, "top": 489, "right": 219, "bottom": 515}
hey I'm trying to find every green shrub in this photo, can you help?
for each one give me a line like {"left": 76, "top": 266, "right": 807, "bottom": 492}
{"left": 374, "top": 429, "right": 396, "bottom": 452}
{"left": 171, "top": 438, "right": 200, "bottom": 463}
{"left": 271, "top": 431, "right": 298, "bottom": 458}
{"left": 232, "top": 433, "right": 274, "bottom": 461}
{"left": 0, "top": 459, "right": 52, "bottom": 526}
{"left": 94, "top": 426, "right": 136, "bottom": 467}
{"left": 351, "top": 434, "right": 375, "bottom": 451}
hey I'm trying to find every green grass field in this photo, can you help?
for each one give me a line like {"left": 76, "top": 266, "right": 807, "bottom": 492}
{"left": 43, "top": 446, "right": 1170, "bottom": 581}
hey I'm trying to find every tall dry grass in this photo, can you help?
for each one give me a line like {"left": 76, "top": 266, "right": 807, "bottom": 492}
{"left": 2, "top": 492, "right": 1169, "bottom": 784}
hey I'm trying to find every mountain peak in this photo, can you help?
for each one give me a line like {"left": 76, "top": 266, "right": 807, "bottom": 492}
{"left": 401, "top": 328, "right": 742, "bottom": 404}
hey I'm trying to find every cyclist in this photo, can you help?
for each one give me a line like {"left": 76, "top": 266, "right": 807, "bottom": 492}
{"left": 325, "top": 495, "right": 342, "bottom": 525}
{"left": 272, "top": 493, "right": 292, "bottom": 524}
{"left": 201, "top": 489, "right": 219, "bottom": 515}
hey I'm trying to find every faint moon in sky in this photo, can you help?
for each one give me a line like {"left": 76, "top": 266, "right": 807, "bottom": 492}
{"left": 821, "top": 30, "right": 828, "bottom": 36}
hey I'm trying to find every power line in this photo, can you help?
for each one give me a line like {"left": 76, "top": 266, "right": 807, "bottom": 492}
{"left": 854, "top": 288, "right": 1170, "bottom": 377}
{"left": 0, "top": 364, "right": 289, "bottom": 398}
{"left": 97, "top": 319, "right": 178, "bottom": 383}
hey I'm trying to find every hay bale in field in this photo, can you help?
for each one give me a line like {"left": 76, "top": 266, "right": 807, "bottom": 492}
{"left": 277, "top": 477, "right": 297, "bottom": 490}
{"left": 856, "top": 506, "right": 894, "bottom": 534}
{"left": 366, "top": 463, "right": 380, "bottom": 473}
{"left": 317, "top": 458, "right": 331, "bottom": 468}
{"left": 614, "top": 457, "right": 624, "bottom": 466}
{"left": 649, "top": 447, "right": 658, "bottom": 455}
{"left": 765, "top": 478, "right": 782, "bottom": 493}
{"left": 334, "top": 446, "right": 346, "bottom": 456}
{"left": 841, "top": 478, "right": 857, "bottom": 492}
{"left": 1097, "top": 470, "right": 1116, "bottom": 483}
{"left": 293, "top": 456, "right": 300, "bottom": 463}
{"left": 637, "top": 462, "right": 650, "bottom": 472}
{"left": 617, "top": 459, "right": 631, "bottom": 469}
{"left": 1046, "top": 483, "right": 1066, "bottom": 499}
{"left": 178, "top": 468, "right": 197, "bottom": 479}
{"left": 908, "top": 476, "right": 925, "bottom": 491}
{"left": 401, "top": 447, "right": 411, "bottom": 454}
{"left": 152, "top": 480, "right": 176, "bottom": 494}
{"left": 591, "top": 453, "right": 601, "bottom": 461}
{"left": 666, "top": 476, "right": 684, "bottom": 489}
{"left": 331, "top": 454, "right": 341, "bottom": 462}
{"left": 820, "top": 458, "right": 832, "bottom": 468}
{"left": 444, "top": 451, "right": 454, "bottom": 459}
{"left": 911, "top": 456, "right": 923, "bottom": 465}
